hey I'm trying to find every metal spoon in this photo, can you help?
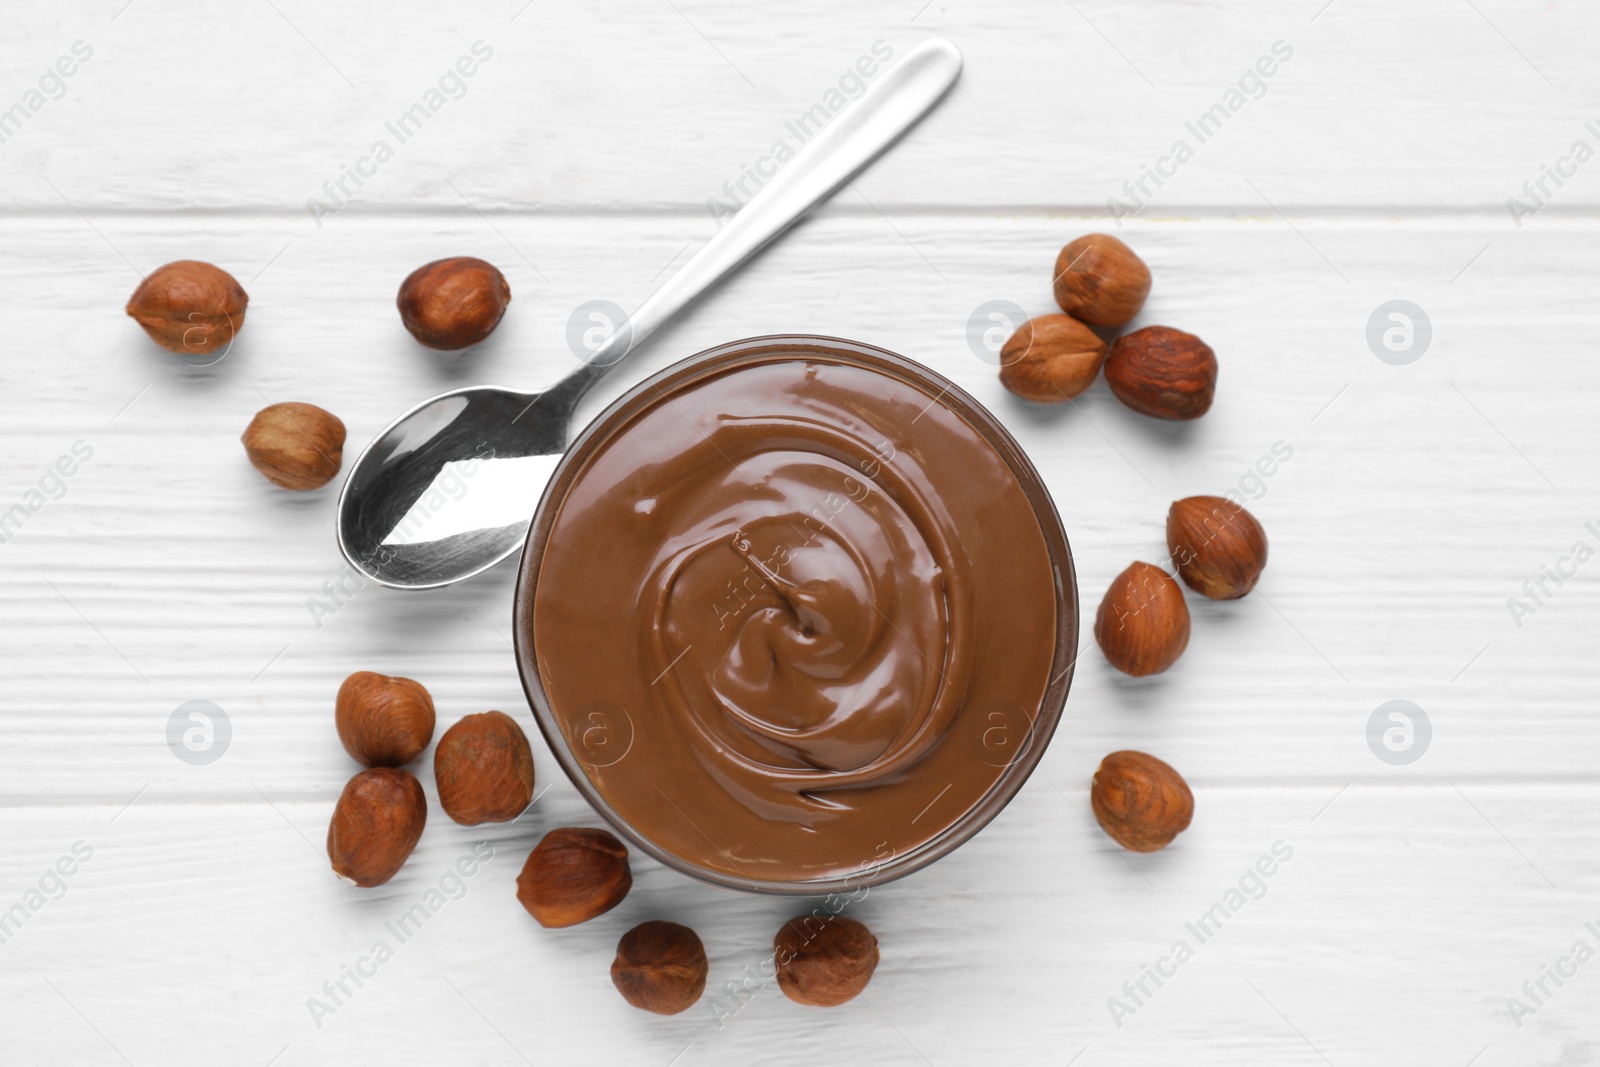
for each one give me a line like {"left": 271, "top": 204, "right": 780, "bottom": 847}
{"left": 337, "top": 38, "right": 963, "bottom": 589}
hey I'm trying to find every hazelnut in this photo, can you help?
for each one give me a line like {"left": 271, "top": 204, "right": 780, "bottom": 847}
{"left": 396, "top": 257, "right": 510, "bottom": 350}
{"left": 241, "top": 402, "right": 346, "bottom": 490}
{"left": 610, "top": 920, "right": 708, "bottom": 1015}
{"left": 1094, "top": 561, "right": 1190, "bottom": 676}
{"left": 516, "top": 827, "right": 632, "bottom": 928}
{"left": 774, "top": 915, "right": 880, "bottom": 1007}
{"left": 434, "top": 711, "right": 535, "bottom": 825}
{"left": 1052, "top": 234, "right": 1151, "bottom": 327}
{"left": 125, "top": 260, "right": 249, "bottom": 357}
{"left": 327, "top": 767, "right": 427, "bottom": 887}
{"left": 335, "top": 671, "right": 435, "bottom": 767}
{"left": 1090, "top": 750, "right": 1193, "bottom": 852}
{"left": 998, "top": 314, "right": 1108, "bottom": 403}
{"left": 1167, "top": 496, "right": 1269, "bottom": 599}
{"left": 1104, "top": 326, "right": 1217, "bottom": 420}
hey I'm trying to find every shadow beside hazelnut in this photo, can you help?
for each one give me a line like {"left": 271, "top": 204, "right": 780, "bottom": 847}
{"left": 396, "top": 256, "right": 510, "bottom": 350}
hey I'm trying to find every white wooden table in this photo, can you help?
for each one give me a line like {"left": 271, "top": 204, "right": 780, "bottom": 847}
{"left": 3, "top": 2, "right": 1596, "bottom": 1063}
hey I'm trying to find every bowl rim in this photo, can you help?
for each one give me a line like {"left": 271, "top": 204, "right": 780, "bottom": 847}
{"left": 512, "top": 334, "right": 1078, "bottom": 895}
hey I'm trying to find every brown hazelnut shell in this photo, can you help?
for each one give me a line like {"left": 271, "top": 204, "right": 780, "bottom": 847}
{"left": 611, "top": 920, "right": 708, "bottom": 1015}
{"left": 1104, "top": 326, "right": 1217, "bottom": 420}
{"left": 1094, "top": 561, "right": 1190, "bottom": 676}
{"left": 434, "top": 711, "right": 535, "bottom": 825}
{"left": 1090, "top": 750, "right": 1194, "bottom": 852}
{"left": 1167, "top": 496, "right": 1269, "bottom": 599}
{"left": 516, "top": 827, "right": 632, "bottom": 928}
{"left": 998, "top": 314, "right": 1108, "bottom": 402}
{"left": 774, "top": 915, "right": 880, "bottom": 1007}
{"left": 335, "top": 671, "right": 435, "bottom": 767}
{"left": 126, "top": 260, "right": 248, "bottom": 356}
{"left": 327, "top": 767, "right": 427, "bottom": 887}
{"left": 1052, "top": 233, "right": 1151, "bottom": 327}
{"left": 241, "top": 402, "right": 345, "bottom": 490}
{"left": 396, "top": 257, "right": 510, "bottom": 350}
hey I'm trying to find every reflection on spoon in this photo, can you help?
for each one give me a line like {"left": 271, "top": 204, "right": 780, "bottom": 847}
{"left": 382, "top": 454, "right": 561, "bottom": 548}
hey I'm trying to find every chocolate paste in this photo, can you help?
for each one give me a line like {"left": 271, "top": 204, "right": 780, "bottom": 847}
{"left": 527, "top": 351, "right": 1061, "bottom": 884}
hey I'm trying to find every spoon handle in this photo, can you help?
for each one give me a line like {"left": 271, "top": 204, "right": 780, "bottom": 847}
{"left": 567, "top": 38, "right": 964, "bottom": 389}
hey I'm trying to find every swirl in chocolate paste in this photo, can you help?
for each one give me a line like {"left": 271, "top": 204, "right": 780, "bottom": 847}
{"left": 644, "top": 415, "right": 971, "bottom": 797}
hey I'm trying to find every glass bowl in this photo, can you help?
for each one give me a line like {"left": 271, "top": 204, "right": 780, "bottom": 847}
{"left": 512, "top": 335, "right": 1077, "bottom": 894}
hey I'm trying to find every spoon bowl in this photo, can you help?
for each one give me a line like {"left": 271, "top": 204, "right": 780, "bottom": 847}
{"left": 336, "top": 378, "right": 582, "bottom": 589}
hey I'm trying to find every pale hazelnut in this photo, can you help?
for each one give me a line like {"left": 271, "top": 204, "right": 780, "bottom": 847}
{"left": 241, "top": 402, "right": 345, "bottom": 490}
{"left": 998, "top": 314, "right": 1108, "bottom": 402}
{"left": 1094, "top": 561, "right": 1190, "bottom": 676}
{"left": 126, "top": 260, "right": 248, "bottom": 356}
{"left": 1090, "top": 750, "right": 1193, "bottom": 852}
{"left": 1052, "top": 234, "right": 1151, "bottom": 327}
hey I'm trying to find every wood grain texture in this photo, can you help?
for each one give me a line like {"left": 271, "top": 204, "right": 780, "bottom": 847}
{"left": 1, "top": 1, "right": 1596, "bottom": 1064}
{"left": 0, "top": 1, "right": 1596, "bottom": 212}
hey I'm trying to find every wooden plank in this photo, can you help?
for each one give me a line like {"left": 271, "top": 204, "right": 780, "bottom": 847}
{"left": 0, "top": 0, "right": 1595, "bottom": 211}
